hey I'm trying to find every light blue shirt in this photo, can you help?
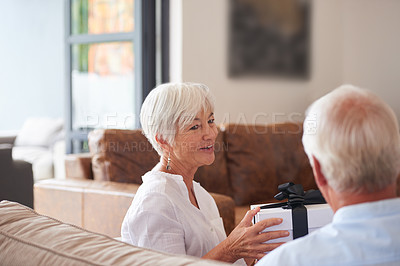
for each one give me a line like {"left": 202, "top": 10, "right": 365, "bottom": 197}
{"left": 257, "top": 198, "right": 400, "bottom": 266}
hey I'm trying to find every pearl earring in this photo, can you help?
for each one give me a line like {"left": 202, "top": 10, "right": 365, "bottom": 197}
{"left": 166, "top": 152, "right": 171, "bottom": 170}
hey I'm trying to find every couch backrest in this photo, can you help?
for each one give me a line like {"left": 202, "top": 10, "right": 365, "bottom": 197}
{"left": 87, "top": 123, "right": 316, "bottom": 206}
{"left": 89, "top": 129, "right": 159, "bottom": 184}
{"left": 88, "top": 128, "right": 232, "bottom": 197}
{"left": 223, "top": 123, "right": 316, "bottom": 205}
{"left": 0, "top": 201, "right": 227, "bottom": 266}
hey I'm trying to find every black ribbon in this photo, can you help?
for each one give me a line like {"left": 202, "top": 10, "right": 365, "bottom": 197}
{"left": 259, "top": 182, "right": 326, "bottom": 239}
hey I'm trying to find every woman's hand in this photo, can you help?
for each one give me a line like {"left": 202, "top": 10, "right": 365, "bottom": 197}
{"left": 205, "top": 207, "right": 289, "bottom": 263}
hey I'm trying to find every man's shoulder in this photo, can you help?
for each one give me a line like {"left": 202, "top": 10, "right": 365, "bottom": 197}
{"left": 257, "top": 232, "right": 328, "bottom": 266}
{"left": 257, "top": 215, "right": 400, "bottom": 266}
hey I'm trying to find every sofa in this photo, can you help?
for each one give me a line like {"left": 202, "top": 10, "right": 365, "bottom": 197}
{"left": 10, "top": 117, "right": 65, "bottom": 181}
{"left": 0, "top": 136, "right": 34, "bottom": 208}
{"left": 0, "top": 200, "right": 227, "bottom": 266}
{"left": 34, "top": 122, "right": 325, "bottom": 237}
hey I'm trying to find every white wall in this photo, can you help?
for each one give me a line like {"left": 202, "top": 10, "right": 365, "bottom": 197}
{"left": 342, "top": 0, "right": 400, "bottom": 118}
{"left": 171, "top": 0, "right": 400, "bottom": 124}
{"left": 1, "top": 0, "right": 399, "bottom": 130}
{"left": 0, "top": 0, "right": 64, "bottom": 131}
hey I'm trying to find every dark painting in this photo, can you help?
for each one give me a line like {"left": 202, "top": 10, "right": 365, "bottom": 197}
{"left": 229, "top": 0, "right": 310, "bottom": 79}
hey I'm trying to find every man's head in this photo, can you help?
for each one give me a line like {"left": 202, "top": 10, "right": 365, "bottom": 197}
{"left": 302, "top": 85, "right": 400, "bottom": 200}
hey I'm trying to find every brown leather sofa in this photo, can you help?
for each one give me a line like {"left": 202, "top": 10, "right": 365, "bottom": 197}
{"left": 34, "top": 122, "right": 319, "bottom": 238}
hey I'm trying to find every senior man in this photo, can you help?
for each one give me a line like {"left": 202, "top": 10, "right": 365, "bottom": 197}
{"left": 257, "top": 85, "right": 400, "bottom": 265}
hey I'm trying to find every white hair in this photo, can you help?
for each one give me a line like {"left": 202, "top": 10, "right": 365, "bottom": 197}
{"left": 140, "top": 82, "right": 215, "bottom": 155}
{"left": 302, "top": 85, "right": 400, "bottom": 193}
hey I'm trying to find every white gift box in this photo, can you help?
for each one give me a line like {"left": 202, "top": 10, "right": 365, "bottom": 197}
{"left": 251, "top": 203, "right": 334, "bottom": 243}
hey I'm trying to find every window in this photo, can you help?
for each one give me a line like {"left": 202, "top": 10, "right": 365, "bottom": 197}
{"left": 65, "top": 0, "right": 169, "bottom": 153}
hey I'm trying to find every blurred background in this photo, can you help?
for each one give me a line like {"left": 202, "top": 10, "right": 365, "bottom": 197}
{"left": 0, "top": 0, "right": 399, "bottom": 154}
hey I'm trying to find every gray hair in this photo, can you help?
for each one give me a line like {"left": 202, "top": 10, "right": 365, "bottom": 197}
{"left": 302, "top": 85, "right": 400, "bottom": 193}
{"left": 140, "top": 82, "right": 215, "bottom": 155}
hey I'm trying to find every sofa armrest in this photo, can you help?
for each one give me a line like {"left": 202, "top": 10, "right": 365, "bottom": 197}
{"left": 34, "top": 179, "right": 139, "bottom": 237}
{"left": 0, "top": 144, "right": 12, "bottom": 162}
{"left": 65, "top": 153, "right": 93, "bottom": 180}
{"left": 35, "top": 179, "right": 236, "bottom": 237}
{"left": 210, "top": 192, "right": 236, "bottom": 235}
{"left": 0, "top": 135, "right": 17, "bottom": 145}
{"left": 0, "top": 144, "right": 34, "bottom": 208}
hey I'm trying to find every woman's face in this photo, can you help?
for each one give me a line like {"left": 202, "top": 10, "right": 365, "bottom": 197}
{"left": 171, "top": 110, "right": 218, "bottom": 170}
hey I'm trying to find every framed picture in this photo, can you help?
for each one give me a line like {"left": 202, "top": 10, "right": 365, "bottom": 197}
{"left": 229, "top": 0, "right": 311, "bottom": 79}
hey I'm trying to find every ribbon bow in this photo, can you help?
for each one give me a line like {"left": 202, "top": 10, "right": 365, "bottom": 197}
{"left": 260, "top": 182, "right": 326, "bottom": 210}
{"left": 258, "top": 182, "right": 327, "bottom": 239}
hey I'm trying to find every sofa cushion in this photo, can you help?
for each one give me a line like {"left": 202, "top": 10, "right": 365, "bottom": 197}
{"left": 0, "top": 200, "right": 227, "bottom": 266}
{"left": 224, "top": 123, "right": 316, "bottom": 205}
{"left": 14, "top": 117, "right": 63, "bottom": 148}
{"left": 89, "top": 129, "right": 159, "bottom": 184}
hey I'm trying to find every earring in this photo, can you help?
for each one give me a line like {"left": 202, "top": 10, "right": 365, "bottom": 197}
{"left": 166, "top": 152, "right": 171, "bottom": 170}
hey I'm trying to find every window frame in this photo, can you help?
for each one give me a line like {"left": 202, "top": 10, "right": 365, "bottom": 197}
{"left": 65, "top": 0, "right": 169, "bottom": 153}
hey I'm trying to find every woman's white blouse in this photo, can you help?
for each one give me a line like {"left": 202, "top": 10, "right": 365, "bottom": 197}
{"left": 121, "top": 170, "right": 227, "bottom": 257}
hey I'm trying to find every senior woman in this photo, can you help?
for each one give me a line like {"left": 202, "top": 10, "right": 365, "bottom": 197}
{"left": 121, "top": 83, "right": 288, "bottom": 264}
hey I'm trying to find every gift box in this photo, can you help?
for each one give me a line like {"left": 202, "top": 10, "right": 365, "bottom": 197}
{"left": 251, "top": 182, "right": 334, "bottom": 243}
{"left": 251, "top": 203, "right": 333, "bottom": 243}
